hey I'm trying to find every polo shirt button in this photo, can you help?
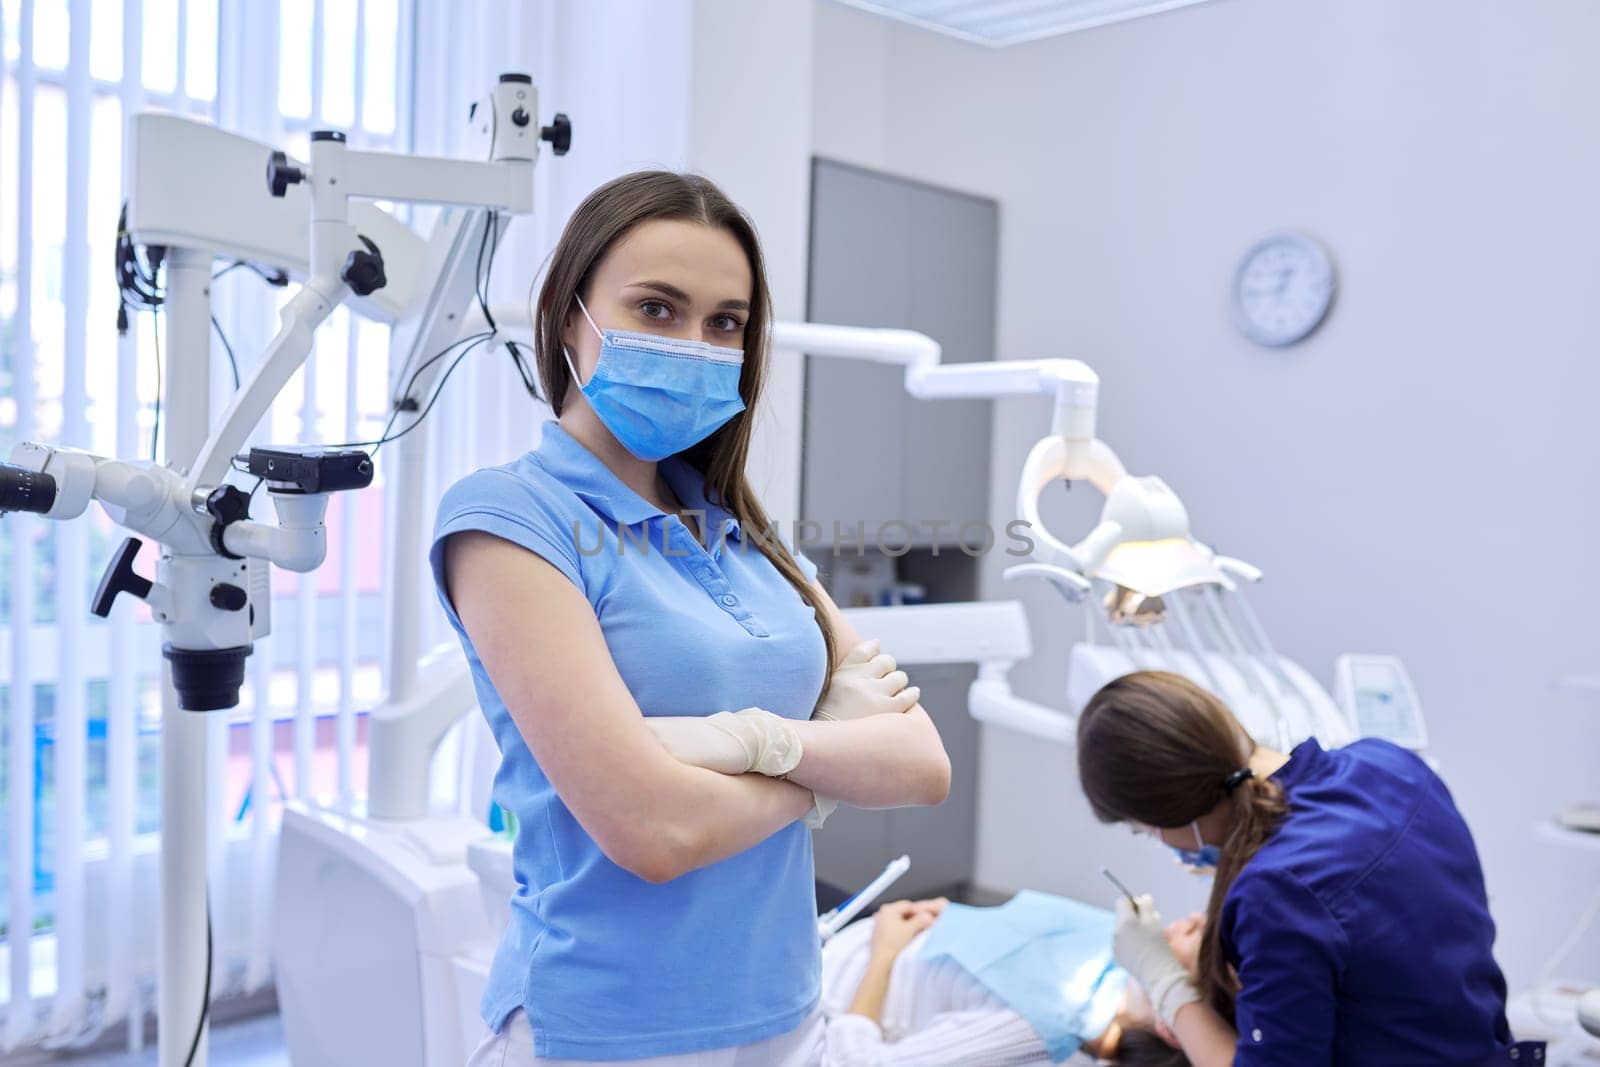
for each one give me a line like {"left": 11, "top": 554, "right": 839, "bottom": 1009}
{"left": 1251, "top": 1029, "right": 1262, "bottom": 1043}
{"left": 720, "top": 594, "right": 737, "bottom": 606}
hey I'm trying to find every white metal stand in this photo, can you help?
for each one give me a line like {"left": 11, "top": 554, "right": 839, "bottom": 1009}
{"left": 158, "top": 249, "right": 213, "bottom": 1066}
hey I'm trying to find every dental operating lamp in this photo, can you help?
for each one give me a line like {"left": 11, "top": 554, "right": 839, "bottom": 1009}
{"left": 0, "top": 75, "right": 569, "bottom": 1066}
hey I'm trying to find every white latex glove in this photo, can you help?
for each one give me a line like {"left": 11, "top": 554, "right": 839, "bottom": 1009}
{"left": 803, "top": 793, "right": 837, "bottom": 830}
{"left": 645, "top": 716, "right": 757, "bottom": 775}
{"left": 812, "top": 639, "right": 922, "bottom": 722}
{"left": 645, "top": 709, "right": 804, "bottom": 778}
{"left": 646, "top": 715, "right": 831, "bottom": 826}
{"left": 702, "top": 707, "right": 804, "bottom": 777}
{"left": 1113, "top": 894, "right": 1202, "bottom": 1030}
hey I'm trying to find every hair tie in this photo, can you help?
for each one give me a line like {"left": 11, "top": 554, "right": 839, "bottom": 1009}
{"left": 1222, "top": 767, "right": 1255, "bottom": 794}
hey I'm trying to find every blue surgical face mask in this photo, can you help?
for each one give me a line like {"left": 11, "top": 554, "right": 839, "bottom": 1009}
{"left": 563, "top": 295, "right": 747, "bottom": 462}
{"left": 1170, "top": 820, "right": 1221, "bottom": 870}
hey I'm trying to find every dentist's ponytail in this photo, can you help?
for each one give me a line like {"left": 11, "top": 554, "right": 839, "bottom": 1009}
{"left": 1197, "top": 759, "right": 1287, "bottom": 1021}
{"left": 1076, "top": 671, "right": 1288, "bottom": 1022}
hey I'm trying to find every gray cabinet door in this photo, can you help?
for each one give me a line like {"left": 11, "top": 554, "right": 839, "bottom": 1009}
{"left": 802, "top": 160, "right": 997, "bottom": 548}
{"left": 803, "top": 160, "right": 998, "bottom": 898}
{"left": 803, "top": 161, "right": 916, "bottom": 538}
{"left": 900, "top": 180, "right": 999, "bottom": 543}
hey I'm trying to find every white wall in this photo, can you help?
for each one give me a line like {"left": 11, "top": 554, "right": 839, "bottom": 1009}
{"left": 457, "top": 0, "right": 815, "bottom": 517}
{"left": 811, "top": 0, "right": 1600, "bottom": 989}
{"left": 687, "top": 0, "right": 816, "bottom": 522}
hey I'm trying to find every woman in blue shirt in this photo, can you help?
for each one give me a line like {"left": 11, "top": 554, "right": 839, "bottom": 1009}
{"left": 1074, "top": 670, "right": 1518, "bottom": 1066}
{"left": 434, "top": 170, "right": 951, "bottom": 1064}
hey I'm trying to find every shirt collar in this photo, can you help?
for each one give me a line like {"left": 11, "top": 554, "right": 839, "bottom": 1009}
{"left": 533, "top": 421, "right": 663, "bottom": 527}
{"left": 1269, "top": 736, "right": 1327, "bottom": 791}
{"left": 533, "top": 421, "right": 743, "bottom": 543}
{"left": 659, "top": 454, "right": 743, "bottom": 549}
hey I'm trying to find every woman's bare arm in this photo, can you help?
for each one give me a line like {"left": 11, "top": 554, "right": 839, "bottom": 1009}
{"left": 446, "top": 530, "right": 816, "bottom": 883}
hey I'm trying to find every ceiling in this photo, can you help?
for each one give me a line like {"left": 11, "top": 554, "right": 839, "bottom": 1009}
{"left": 826, "top": 0, "right": 1219, "bottom": 47}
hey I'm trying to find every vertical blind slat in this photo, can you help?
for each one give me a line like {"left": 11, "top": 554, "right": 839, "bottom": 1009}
{"left": 174, "top": 0, "right": 185, "bottom": 102}
{"left": 211, "top": 0, "right": 279, "bottom": 996}
{"left": 310, "top": 0, "right": 323, "bottom": 125}
{"left": 47, "top": 0, "right": 95, "bottom": 1036}
{"left": 107, "top": 4, "right": 144, "bottom": 1043}
{"left": 5, "top": 0, "right": 37, "bottom": 1047}
{"left": 292, "top": 0, "right": 327, "bottom": 803}
{"left": 337, "top": 328, "right": 358, "bottom": 803}
{"left": 334, "top": 0, "right": 366, "bottom": 804}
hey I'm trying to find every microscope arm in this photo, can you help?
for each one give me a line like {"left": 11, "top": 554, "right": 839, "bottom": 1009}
{"left": 184, "top": 274, "right": 348, "bottom": 497}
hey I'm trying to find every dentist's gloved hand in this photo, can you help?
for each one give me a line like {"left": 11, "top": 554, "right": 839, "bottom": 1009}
{"left": 812, "top": 639, "right": 922, "bottom": 722}
{"left": 1113, "top": 894, "right": 1201, "bottom": 1030}
{"left": 703, "top": 707, "right": 805, "bottom": 777}
{"left": 643, "top": 708, "right": 803, "bottom": 777}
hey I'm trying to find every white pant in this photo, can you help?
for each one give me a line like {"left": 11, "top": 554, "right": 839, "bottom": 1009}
{"left": 466, "top": 1007, "right": 827, "bottom": 1067}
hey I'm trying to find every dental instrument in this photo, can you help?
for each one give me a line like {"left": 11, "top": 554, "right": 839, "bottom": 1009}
{"left": 1101, "top": 867, "right": 1138, "bottom": 910}
{"left": 819, "top": 854, "right": 914, "bottom": 942}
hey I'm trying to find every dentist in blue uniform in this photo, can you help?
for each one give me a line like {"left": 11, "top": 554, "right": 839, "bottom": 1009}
{"left": 435, "top": 170, "right": 950, "bottom": 1064}
{"left": 1074, "top": 670, "right": 1526, "bottom": 1066}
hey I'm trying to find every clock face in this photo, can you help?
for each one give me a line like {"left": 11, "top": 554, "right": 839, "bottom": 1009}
{"left": 1231, "top": 232, "right": 1336, "bottom": 347}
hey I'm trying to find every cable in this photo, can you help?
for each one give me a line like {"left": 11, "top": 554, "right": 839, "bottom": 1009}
{"left": 181, "top": 899, "right": 213, "bottom": 1067}
{"left": 151, "top": 312, "right": 162, "bottom": 462}
{"left": 1536, "top": 877, "right": 1600, "bottom": 991}
{"left": 212, "top": 260, "right": 288, "bottom": 287}
{"left": 379, "top": 335, "right": 492, "bottom": 449}
{"left": 116, "top": 202, "right": 169, "bottom": 462}
{"left": 325, "top": 333, "right": 493, "bottom": 455}
{"left": 211, "top": 315, "right": 241, "bottom": 391}
{"left": 469, "top": 210, "right": 543, "bottom": 403}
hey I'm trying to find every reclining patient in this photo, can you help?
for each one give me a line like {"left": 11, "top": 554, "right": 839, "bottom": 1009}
{"left": 818, "top": 892, "right": 1192, "bottom": 1066}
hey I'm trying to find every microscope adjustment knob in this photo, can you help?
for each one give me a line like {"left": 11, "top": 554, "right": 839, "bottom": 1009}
{"left": 342, "top": 235, "right": 387, "bottom": 297}
{"left": 206, "top": 484, "right": 251, "bottom": 525}
{"left": 205, "top": 484, "right": 252, "bottom": 560}
{"left": 540, "top": 113, "right": 572, "bottom": 156}
{"left": 511, "top": 107, "right": 530, "bottom": 128}
{"left": 209, "top": 583, "right": 248, "bottom": 612}
{"left": 266, "top": 150, "right": 305, "bottom": 198}
{"left": 91, "top": 536, "right": 154, "bottom": 618}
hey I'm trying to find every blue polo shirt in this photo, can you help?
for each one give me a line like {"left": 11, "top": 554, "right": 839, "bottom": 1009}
{"left": 1222, "top": 737, "right": 1513, "bottom": 1065}
{"left": 429, "top": 421, "right": 828, "bottom": 1060}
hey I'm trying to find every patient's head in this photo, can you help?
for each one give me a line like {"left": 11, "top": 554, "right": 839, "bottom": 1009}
{"left": 1090, "top": 920, "right": 1197, "bottom": 1064}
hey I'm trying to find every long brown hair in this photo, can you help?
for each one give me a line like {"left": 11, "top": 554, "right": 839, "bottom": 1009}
{"left": 533, "top": 171, "right": 838, "bottom": 688}
{"left": 1076, "top": 670, "right": 1288, "bottom": 1023}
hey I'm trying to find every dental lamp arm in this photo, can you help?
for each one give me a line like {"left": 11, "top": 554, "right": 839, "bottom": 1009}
{"left": 968, "top": 663, "right": 1077, "bottom": 744}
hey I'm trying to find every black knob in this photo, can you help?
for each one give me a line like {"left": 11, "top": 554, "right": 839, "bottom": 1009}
{"left": 205, "top": 484, "right": 252, "bottom": 559}
{"left": 342, "top": 234, "right": 387, "bottom": 297}
{"left": 511, "top": 107, "right": 530, "bottom": 128}
{"left": 92, "top": 536, "right": 154, "bottom": 618}
{"left": 209, "top": 583, "right": 248, "bottom": 612}
{"left": 540, "top": 113, "right": 572, "bottom": 156}
{"left": 266, "top": 150, "right": 305, "bottom": 198}
{"left": 205, "top": 484, "right": 251, "bottom": 525}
